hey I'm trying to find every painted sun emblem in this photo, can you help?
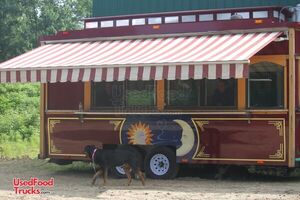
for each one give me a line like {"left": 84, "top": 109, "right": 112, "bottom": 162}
{"left": 127, "top": 122, "right": 153, "bottom": 145}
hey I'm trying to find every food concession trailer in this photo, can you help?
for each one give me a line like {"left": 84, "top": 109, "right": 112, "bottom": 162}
{"left": 0, "top": 3, "right": 300, "bottom": 178}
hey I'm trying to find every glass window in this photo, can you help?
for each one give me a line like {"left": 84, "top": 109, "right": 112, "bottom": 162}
{"left": 100, "top": 20, "right": 114, "bottom": 28}
{"left": 248, "top": 62, "right": 284, "bottom": 108}
{"left": 182, "top": 15, "right": 196, "bottom": 22}
{"left": 216, "top": 13, "right": 231, "bottom": 20}
{"left": 253, "top": 11, "right": 268, "bottom": 19}
{"left": 236, "top": 12, "right": 250, "bottom": 19}
{"left": 148, "top": 17, "right": 162, "bottom": 24}
{"left": 132, "top": 18, "right": 145, "bottom": 25}
{"left": 273, "top": 10, "right": 286, "bottom": 21}
{"left": 92, "top": 80, "right": 156, "bottom": 110}
{"left": 205, "top": 79, "right": 237, "bottom": 107}
{"left": 165, "top": 16, "right": 179, "bottom": 23}
{"left": 92, "top": 81, "right": 124, "bottom": 108}
{"left": 85, "top": 21, "right": 98, "bottom": 29}
{"left": 166, "top": 80, "right": 200, "bottom": 107}
{"left": 199, "top": 14, "right": 214, "bottom": 21}
{"left": 166, "top": 79, "right": 237, "bottom": 109}
{"left": 273, "top": 10, "right": 279, "bottom": 18}
{"left": 126, "top": 80, "right": 155, "bottom": 107}
{"left": 116, "top": 19, "right": 129, "bottom": 27}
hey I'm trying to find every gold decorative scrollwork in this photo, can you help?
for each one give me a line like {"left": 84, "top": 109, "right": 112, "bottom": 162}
{"left": 268, "top": 121, "right": 284, "bottom": 159}
{"left": 49, "top": 120, "right": 61, "bottom": 154}
{"left": 50, "top": 139, "right": 62, "bottom": 153}
{"left": 195, "top": 121, "right": 209, "bottom": 131}
{"left": 109, "top": 120, "right": 123, "bottom": 131}
{"left": 269, "top": 143, "right": 284, "bottom": 159}
{"left": 194, "top": 121, "right": 210, "bottom": 158}
{"left": 268, "top": 121, "right": 284, "bottom": 136}
{"left": 49, "top": 120, "right": 61, "bottom": 134}
{"left": 197, "top": 146, "right": 210, "bottom": 158}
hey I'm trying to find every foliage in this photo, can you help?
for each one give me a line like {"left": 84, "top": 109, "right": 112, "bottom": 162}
{"left": 0, "top": 0, "right": 92, "bottom": 158}
{"left": 0, "top": 83, "right": 40, "bottom": 158}
{"left": 0, "top": 84, "right": 40, "bottom": 142}
{"left": 0, "top": 0, "right": 92, "bottom": 61}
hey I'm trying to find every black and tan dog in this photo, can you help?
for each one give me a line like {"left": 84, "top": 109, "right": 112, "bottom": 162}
{"left": 84, "top": 145, "right": 145, "bottom": 186}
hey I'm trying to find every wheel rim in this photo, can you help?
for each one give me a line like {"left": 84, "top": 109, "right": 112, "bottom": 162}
{"left": 150, "top": 153, "right": 170, "bottom": 176}
{"left": 115, "top": 166, "right": 125, "bottom": 175}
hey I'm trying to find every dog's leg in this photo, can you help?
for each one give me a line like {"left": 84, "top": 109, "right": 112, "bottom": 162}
{"left": 136, "top": 168, "right": 145, "bottom": 186}
{"left": 92, "top": 169, "right": 103, "bottom": 186}
{"left": 123, "top": 164, "right": 132, "bottom": 186}
{"left": 103, "top": 168, "right": 108, "bottom": 186}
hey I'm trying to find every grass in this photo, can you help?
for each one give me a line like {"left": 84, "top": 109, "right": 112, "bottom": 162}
{"left": 0, "top": 133, "right": 39, "bottom": 159}
{"left": 44, "top": 161, "right": 91, "bottom": 172}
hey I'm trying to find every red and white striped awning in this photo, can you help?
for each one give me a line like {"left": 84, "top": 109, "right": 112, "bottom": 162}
{"left": 0, "top": 31, "right": 281, "bottom": 83}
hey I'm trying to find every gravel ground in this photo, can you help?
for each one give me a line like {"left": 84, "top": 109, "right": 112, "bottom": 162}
{"left": 0, "top": 159, "right": 300, "bottom": 200}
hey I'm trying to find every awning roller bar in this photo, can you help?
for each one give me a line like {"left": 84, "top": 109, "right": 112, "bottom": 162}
{"left": 0, "top": 63, "right": 248, "bottom": 83}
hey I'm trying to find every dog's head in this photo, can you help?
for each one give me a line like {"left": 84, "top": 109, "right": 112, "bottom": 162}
{"left": 83, "top": 145, "right": 96, "bottom": 158}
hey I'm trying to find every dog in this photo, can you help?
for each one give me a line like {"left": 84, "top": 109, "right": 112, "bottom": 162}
{"left": 84, "top": 144, "right": 145, "bottom": 186}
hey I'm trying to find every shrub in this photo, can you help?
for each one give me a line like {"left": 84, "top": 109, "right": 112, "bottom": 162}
{"left": 0, "top": 83, "right": 40, "bottom": 142}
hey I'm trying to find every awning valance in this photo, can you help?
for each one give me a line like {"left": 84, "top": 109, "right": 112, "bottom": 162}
{"left": 0, "top": 31, "right": 281, "bottom": 83}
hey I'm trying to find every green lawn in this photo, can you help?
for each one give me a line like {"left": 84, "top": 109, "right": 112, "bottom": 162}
{"left": 0, "top": 133, "right": 39, "bottom": 159}
{"left": 0, "top": 83, "right": 40, "bottom": 159}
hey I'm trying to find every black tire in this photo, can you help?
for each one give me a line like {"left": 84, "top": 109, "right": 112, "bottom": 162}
{"left": 110, "top": 165, "right": 128, "bottom": 179}
{"left": 144, "top": 147, "right": 178, "bottom": 179}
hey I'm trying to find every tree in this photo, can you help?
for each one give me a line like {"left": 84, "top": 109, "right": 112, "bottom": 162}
{"left": 0, "top": 0, "right": 92, "bottom": 143}
{"left": 0, "top": 0, "right": 92, "bottom": 61}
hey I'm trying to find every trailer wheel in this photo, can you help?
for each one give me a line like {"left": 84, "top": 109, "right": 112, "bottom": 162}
{"left": 145, "top": 147, "right": 177, "bottom": 179}
{"left": 110, "top": 165, "right": 127, "bottom": 178}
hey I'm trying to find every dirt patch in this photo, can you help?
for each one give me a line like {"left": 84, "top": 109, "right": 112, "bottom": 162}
{"left": 0, "top": 159, "right": 300, "bottom": 200}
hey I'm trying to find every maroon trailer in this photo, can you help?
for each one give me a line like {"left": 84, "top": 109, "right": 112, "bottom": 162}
{"left": 0, "top": 5, "right": 300, "bottom": 178}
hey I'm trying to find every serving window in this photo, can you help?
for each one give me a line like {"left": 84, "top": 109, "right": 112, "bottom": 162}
{"left": 165, "top": 79, "right": 237, "bottom": 109}
{"left": 91, "top": 80, "right": 155, "bottom": 110}
{"left": 248, "top": 62, "right": 284, "bottom": 109}
{"left": 126, "top": 80, "right": 155, "bottom": 107}
{"left": 166, "top": 79, "right": 200, "bottom": 107}
{"left": 92, "top": 81, "right": 124, "bottom": 108}
{"left": 90, "top": 61, "right": 285, "bottom": 112}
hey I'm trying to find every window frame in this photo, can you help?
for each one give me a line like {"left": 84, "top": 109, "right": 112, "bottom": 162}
{"left": 247, "top": 62, "right": 285, "bottom": 109}
{"left": 125, "top": 80, "right": 157, "bottom": 109}
{"left": 164, "top": 79, "right": 238, "bottom": 111}
{"left": 203, "top": 79, "right": 238, "bottom": 109}
{"left": 91, "top": 81, "right": 126, "bottom": 111}
{"left": 90, "top": 80, "right": 157, "bottom": 111}
{"left": 164, "top": 79, "right": 202, "bottom": 110}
